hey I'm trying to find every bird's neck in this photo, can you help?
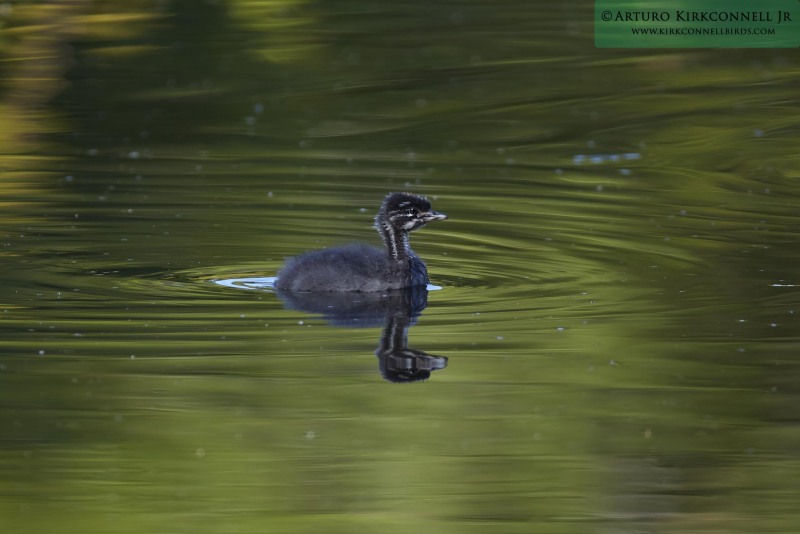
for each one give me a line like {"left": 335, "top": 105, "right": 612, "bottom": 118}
{"left": 378, "top": 222, "right": 411, "bottom": 262}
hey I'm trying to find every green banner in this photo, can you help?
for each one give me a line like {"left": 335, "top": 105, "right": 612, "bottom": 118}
{"left": 595, "top": 0, "right": 800, "bottom": 47}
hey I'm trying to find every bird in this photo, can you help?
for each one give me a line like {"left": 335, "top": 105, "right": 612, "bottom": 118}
{"left": 275, "top": 192, "right": 447, "bottom": 292}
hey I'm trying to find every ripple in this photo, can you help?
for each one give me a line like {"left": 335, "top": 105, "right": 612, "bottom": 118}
{"left": 211, "top": 276, "right": 443, "bottom": 292}
{"left": 212, "top": 277, "right": 276, "bottom": 291}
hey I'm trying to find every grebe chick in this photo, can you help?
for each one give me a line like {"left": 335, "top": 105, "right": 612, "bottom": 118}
{"left": 275, "top": 192, "right": 447, "bottom": 292}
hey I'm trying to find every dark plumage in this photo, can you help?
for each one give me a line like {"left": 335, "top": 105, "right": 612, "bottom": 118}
{"left": 275, "top": 192, "right": 447, "bottom": 292}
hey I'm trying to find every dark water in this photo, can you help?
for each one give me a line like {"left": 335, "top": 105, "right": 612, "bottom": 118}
{"left": 2, "top": 1, "right": 800, "bottom": 533}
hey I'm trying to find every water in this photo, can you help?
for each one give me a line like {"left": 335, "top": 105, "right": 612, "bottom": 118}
{"left": 2, "top": 1, "right": 800, "bottom": 533}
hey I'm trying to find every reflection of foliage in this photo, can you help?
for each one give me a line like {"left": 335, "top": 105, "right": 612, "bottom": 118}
{"left": 0, "top": 2, "right": 163, "bottom": 151}
{"left": 1, "top": 3, "right": 800, "bottom": 534}
{"left": 46, "top": 0, "right": 322, "bottom": 153}
{"left": 227, "top": 0, "right": 322, "bottom": 63}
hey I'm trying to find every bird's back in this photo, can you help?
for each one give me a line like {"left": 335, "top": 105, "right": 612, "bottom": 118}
{"left": 276, "top": 243, "right": 414, "bottom": 292}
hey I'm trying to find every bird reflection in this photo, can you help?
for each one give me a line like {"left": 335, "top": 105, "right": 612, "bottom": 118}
{"left": 275, "top": 285, "right": 447, "bottom": 382}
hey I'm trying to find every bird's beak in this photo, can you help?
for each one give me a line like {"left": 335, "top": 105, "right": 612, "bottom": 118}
{"left": 421, "top": 210, "right": 448, "bottom": 222}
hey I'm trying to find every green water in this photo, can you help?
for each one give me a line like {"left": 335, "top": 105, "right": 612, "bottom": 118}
{"left": 2, "top": 1, "right": 800, "bottom": 533}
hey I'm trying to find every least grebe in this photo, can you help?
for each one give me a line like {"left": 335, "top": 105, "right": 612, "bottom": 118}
{"left": 275, "top": 192, "right": 447, "bottom": 292}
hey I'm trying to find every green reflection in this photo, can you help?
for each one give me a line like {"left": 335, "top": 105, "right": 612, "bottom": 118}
{"left": 1, "top": 1, "right": 800, "bottom": 533}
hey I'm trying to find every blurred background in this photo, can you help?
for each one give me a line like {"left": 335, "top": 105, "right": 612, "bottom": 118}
{"left": 1, "top": 1, "right": 799, "bottom": 533}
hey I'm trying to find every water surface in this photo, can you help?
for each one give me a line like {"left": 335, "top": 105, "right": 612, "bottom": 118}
{"left": 1, "top": 1, "right": 800, "bottom": 533}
